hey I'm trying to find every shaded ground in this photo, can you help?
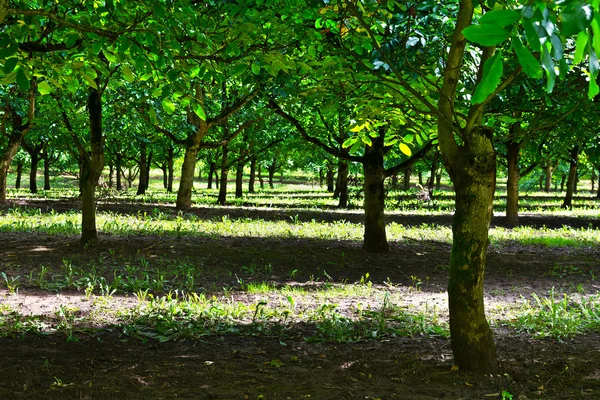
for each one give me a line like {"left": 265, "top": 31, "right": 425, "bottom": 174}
{"left": 1, "top": 199, "right": 600, "bottom": 399}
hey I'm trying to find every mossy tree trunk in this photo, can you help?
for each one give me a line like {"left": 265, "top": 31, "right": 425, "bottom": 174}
{"left": 80, "top": 86, "right": 106, "bottom": 246}
{"left": 362, "top": 134, "right": 389, "bottom": 253}
{"left": 505, "top": 139, "right": 521, "bottom": 227}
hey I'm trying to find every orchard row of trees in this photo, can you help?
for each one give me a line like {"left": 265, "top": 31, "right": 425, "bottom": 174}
{"left": 2, "top": 0, "right": 600, "bottom": 373}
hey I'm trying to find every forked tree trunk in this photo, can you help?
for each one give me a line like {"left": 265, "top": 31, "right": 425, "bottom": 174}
{"left": 217, "top": 145, "right": 229, "bottom": 205}
{"left": 445, "top": 127, "right": 498, "bottom": 373}
{"left": 235, "top": 162, "right": 244, "bottom": 198}
{"left": 336, "top": 160, "right": 349, "bottom": 208}
{"left": 326, "top": 162, "right": 335, "bottom": 192}
{"left": 362, "top": 135, "right": 389, "bottom": 253}
{"left": 505, "top": 140, "right": 520, "bottom": 227}
{"left": 15, "top": 162, "right": 23, "bottom": 189}
{"left": 562, "top": 147, "right": 578, "bottom": 209}
{"left": 248, "top": 157, "right": 256, "bottom": 193}
{"left": 80, "top": 86, "right": 105, "bottom": 245}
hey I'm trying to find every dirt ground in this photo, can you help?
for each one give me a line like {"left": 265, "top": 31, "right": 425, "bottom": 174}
{"left": 1, "top": 199, "right": 600, "bottom": 399}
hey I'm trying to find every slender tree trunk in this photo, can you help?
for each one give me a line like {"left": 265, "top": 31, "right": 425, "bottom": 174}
{"left": 108, "top": 163, "right": 114, "bottom": 189}
{"left": 29, "top": 153, "right": 39, "bottom": 194}
{"left": 428, "top": 151, "right": 439, "bottom": 198}
{"left": 15, "top": 162, "right": 23, "bottom": 189}
{"left": 403, "top": 166, "right": 412, "bottom": 191}
{"left": 418, "top": 172, "right": 423, "bottom": 186}
{"left": 258, "top": 164, "right": 264, "bottom": 188}
{"left": 146, "top": 150, "right": 152, "bottom": 189}
{"left": 248, "top": 157, "right": 256, "bottom": 193}
{"left": 562, "top": 147, "right": 579, "bottom": 209}
{"left": 391, "top": 173, "right": 398, "bottom": 189}
{"left": 544, "top": 164, "right": 553, "bottom": 192}
{"left": 506, "top": 140, "right": 520, "bottom": 227}
{"left": 116, "top": 155, "right": 123, "bottom": 191}
{"left": 42, "top": 145, "right": 51, "bottom": 190}
{"left": 80, "top": 86, "right": 105, "bottom": 245}
{"left": 161, "top": 163, "right": 168, "bottom": 189}
{"left": 336, "top": 161, "right": 349, "bottom": 208}
{"left": 326, "top": 162, "right": 335, "bottom": 192}
{"left": 207, "top": 162, "right": 215, "bottom": 189}
{"left": 362, "top": 134, "right": 389, "bottom": 253}
{"left": 318, "top": 168, "right": 324, "bottom": 187}
{"left": 235, "top": 161, "right": 244, "bottom": 198}
{"left": 136, "top": 141, "right": 148, "bottom": 195}
{"left": 217, "top": 145, "right": 229, "bottom": 205}
{"left": 176, "top": 139, "right": 202, "bottom": 210}
{"left": 268, "top": 166, "right": 275, "bottom": 189}
{"left": 597, "top": 167, "right": 600, "bottom": 198}
{"left": 167, "top": 147, "right": 174, "bottom": 193}
{"left": 560, "top": 173, "right": 566, "bottom": 191}
{"left": 436, "top": 173, "right": 442, "bottom": 190}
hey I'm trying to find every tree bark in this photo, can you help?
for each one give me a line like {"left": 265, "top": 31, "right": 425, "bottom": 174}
{"left": 161, "top": 163, "right": 168, "bottom": 189}
{"left": 362, "top": 134, "right": 389, "bottom": 253}
{"left": 116, "top": 154, "right": 123, "bottom": 191}
{"left": 207, "top": 161, "right": 216, "bottom": 189}
{"left": 544, "top": 163, "right": 553, "bottom": 192}
{"left": 15, "top": 162, "right": 23, "bottom": 189}
{"left": 136, "top": 141, "right": 148, "bottom": 195}
{"left": 267, "top": 164, "right": 275, "bottom": 189}
{"left": 336, "top": 160, "right": 349, "bottom": 208}
{"left": 248, "top": 157, "right": 256, "bottom": 193}
{"left": 176, "top": 137, "right": 203, "bottom": 209}
{"left": 29, "top": 152, "right": 39, "bottom": 194}
{"left": 80, "top": 86, "right": 105, "bottom": 246}
{"left": 235, "top": 161, "right": 244, "bottom": 198}
{"left": 562, "top": 147, "right": 579, "bottom": 209}
{"left": 403, "top": 166, "right": 412, "bottom": 191}
{"left": 217, "top": 145, "right": 229, "bottom": 205}
{"left": 42, "top": 144, "right": 51, "bottom": 190}
{"left": 326, "top": 162, "right": 334, "bottom": 192}
{"left": 427, "top": 151, "right": 439, "bottom": 198}
{"left": 258, "top": 164, "right": 264, "bottom": 188}
{"left": 505, "top": 140, "right": 521, "bottom": 227}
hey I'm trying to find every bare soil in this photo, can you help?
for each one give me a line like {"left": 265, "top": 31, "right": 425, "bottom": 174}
{"left": 1, "top": 199, "right": 600, "bottom": 399}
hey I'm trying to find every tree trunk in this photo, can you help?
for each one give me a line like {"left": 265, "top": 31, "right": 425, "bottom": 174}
{"left": 235, "top": 162, "right": 244, "bottom": 198}
{"left": 436, "top": 173, "right": 442, "bottom": 190}
{"left": 217, "top": 145, "right": 229, "bottom": 205}
{"left": 108, "top": 163, "right": 114, "bottom": 189}
{"left": 116, "top": 155, "right": 123, "bottom": 191}
{"left": 146, "top": 150, "right": 152, "bottom": 189}
{"left": 258, "top": 164, "right": 264, "bottom": 189}
{"left": 362, "top": 134, "right": 389, "bottom": 253}
{"left": 403, "top": 166, "right": 412, "bottom": 191}
{"left": 29, "top": 153, "right": 39, "bottom": 194}
{"left": 505, "top": 140, "right": 520, "bottom": 227}
{"left": 207, "top": 162, "right": 216, "bottom": 189}
{"left": 560, "top": 173, "right": 566, "bottom": 191}
{"left": 248, "top": 157, "right": 256, "bottom": 193}
{"left": 427, "top": 151, "right": 439, "bottom": 198}
{"left": 318, "top": 168, "right": 324, "bottom": 187}
{"left": 597, "top": 167, "right": 600, "bottom": 198}
{"left": 176, "top": 140, "right": 202, "bottom": 210}
{"left": 544, "top": 164, "right": 553, "bottom": 192}
{"left": 391, "top": 173, "right": 398, "bottom": 189}
{"left": 167, "top": 147, "right": 174, "bottom": 193}
{"left": 268, "top": 166, "right": 275, "bottom": 189}
{"left": 445, "top": 128, "right": 498, "bottom": 373}
{"left": 42, "top": 145, "right": 51, "bottom": 190}
{"left": 161, "top": 163, "right": 168, "bottom": 189}
{"left": 137, "top": 141, "right": 148, "bottom": 195}
{"left": 336, "top": 161, "right": 349, "bottom": 208}
{"left": 326, "top": 162, "right": 335, "bottom": 192}
{"left": 562, "top": 147, "right": 579, "bottom": 209}
{"left": 15, "top": 162, "right": 23, "bottom": 189}
{"left": 80, "top": 86, "right": 105, "bottom": 246}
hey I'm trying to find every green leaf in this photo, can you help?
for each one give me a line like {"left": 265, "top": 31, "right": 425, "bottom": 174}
{"left": 588, "top": 75, "right": 599, "bottom": 99}
{"left": 162, "top": 98, "right": 176, "bottom": 115}
{"left": 523, "top": 18, "right": 542, "bottom": 52}
{"left": 192, "top": 102, "right": 206, "bottom": 121}
{"left": 479, "top": 9, "right": 520, "bottom": 27}
{"left": 513, "top": 37, "right": 542, "bottom": 79}
{"left": 37, "top": 81, "right": 52, "bottom": 95}
{"left": 230, "top": 63, "right": 248, "bottom": 78}
{"left": 251, "top": 62, "right": 261, "bottom": 75}
{"left": 0, "top": 71, "right": 17, "bottom": 85}
{"left": 573, "top": 30, "right": 588, "bottom": 65}
{"left": 3, "top": 57, "right": 18, "bottom": 74}
{"left": 471, "top": 52, "right": 503, "bottom": 104}
{"left": 560, "top": 1, "right": 593, "bottom": 36}
{"left": 81, "top": 73, "right": 98, "bottom": 89}
{"left": 16, "top": 67, "right": 29, "bottom": 91}
{"left": 541, "top": 46, "right": 556, "bottom": 93}
{"left": 399, "top": 143, "right": 412, "bottom": 157}
{"left": 149, "top": 107, "right": 158, "bottom": 124}
{"left": 122, "top": 65, "right": 135, "bottom": 82}
{"left": 462, "top": 24, "right": 510, "bottom": 46}
{"left": 403, "top": 134, "right": 414, "bottom": 144}
{"left": 342, "top": 137, "right": 357, "bottom": 149}
{"left": 591, "top": 15, "right": 600, "bottom": 57}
